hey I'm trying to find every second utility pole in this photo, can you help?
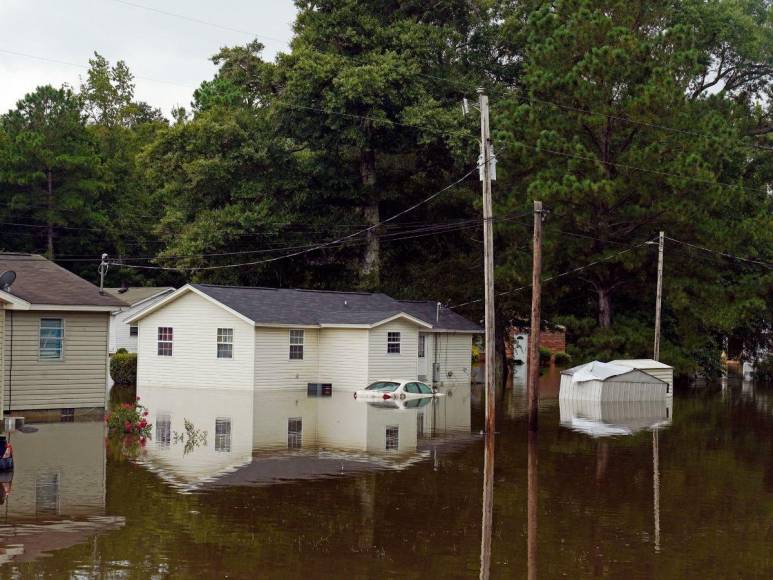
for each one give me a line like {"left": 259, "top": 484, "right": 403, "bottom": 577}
{"left": 478, "top": 88, "right": 496, "bottom": 436}
{"left": 527, "top": 200, "right": 543, "bottom": 431}
{"left": 653, "top": 231, "right": 665, "bottom": 361}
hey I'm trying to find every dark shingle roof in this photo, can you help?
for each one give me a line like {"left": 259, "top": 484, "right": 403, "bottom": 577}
{"left": 192, "top": 284, "right": 482, "bottom": 331}
{"left": 104, "top": 286, "right": 175, "bottom": 306}
{"left": 0, "top": 253, "right": 126, "bottom": 307}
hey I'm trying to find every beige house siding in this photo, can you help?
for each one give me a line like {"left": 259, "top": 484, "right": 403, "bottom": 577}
{"left": 318, "top": 328, "right": 369, "bottom": 391}
{"left": 3, "top": 311, "right": 109, "bottom": 411}
{"left": 367, "top": 319, "right": 420, "bottom": 382}
{"left": 432, "top": 333, "right": 474, "bottom": 388}
{"left": 254, "top": 327, "right": 320, "bottom": 390}
{"left": 136, "top": 291, "right": 255, "bottom": 389}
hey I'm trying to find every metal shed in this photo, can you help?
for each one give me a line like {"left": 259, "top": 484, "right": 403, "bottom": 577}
{"left": 609, "top": 359, "right": 674, "bottom": 393}
{"left": 560, "top": 361, "right": 668, "bottom": 402}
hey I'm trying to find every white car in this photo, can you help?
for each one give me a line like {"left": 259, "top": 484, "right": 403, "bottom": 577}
{"left": 354, "top": 380, "right": 440, "bottom": 401}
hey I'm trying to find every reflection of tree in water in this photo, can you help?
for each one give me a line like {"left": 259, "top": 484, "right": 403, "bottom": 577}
{"left": 173, "top": 419, "right": 207, "bottom": 456}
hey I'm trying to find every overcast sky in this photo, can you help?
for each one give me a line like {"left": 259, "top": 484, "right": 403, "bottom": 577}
{"left": 0, "top": 0, "right": 297, "bottom": 116}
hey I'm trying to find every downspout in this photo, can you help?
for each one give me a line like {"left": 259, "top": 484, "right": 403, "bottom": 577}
{"left": 7, "top": 311, "right": 13, "bottom": 413}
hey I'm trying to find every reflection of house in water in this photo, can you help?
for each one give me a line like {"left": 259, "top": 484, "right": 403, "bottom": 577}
{"left": 0, "top": 421, "right": 124, "bottom": 566}
{"left": 138, "top": 385, "right": 474, "bottom": 490}
{"left": 559, "top": 398, "right": 673, "bottom": 437}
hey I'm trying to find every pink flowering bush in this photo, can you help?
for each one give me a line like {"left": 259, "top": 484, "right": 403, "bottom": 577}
{"left": 105, "top": 396, "right": 152, "bottom": 437}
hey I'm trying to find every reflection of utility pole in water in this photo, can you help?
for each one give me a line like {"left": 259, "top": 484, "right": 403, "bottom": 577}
{"left": 479, "top": 431, "right": 495, "bottom": 580}
{"left": 653, "top": 430, "right": 661, "bottom": 553}
{"left": 356, "top": 474, "right": 375, "bottom": 552}
{"left": 527, "top": 431, "right": 538, "bottom": 580}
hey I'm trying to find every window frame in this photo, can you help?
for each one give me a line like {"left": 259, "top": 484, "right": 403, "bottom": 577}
{"left": 289, "top": 329, "right": 304, "bottom": 361}
{"left": 39, "top": 318, "right": 64, "bottom": 361}
{"left": 214, "top": 417, "right": 232, "bottom": 452}
{"left": 157, "top": 326, "right": 173, "bottom": 357}
{"left": 288, "top": 417, "right": 303, "bottom": 449}
{"left": 385, "top": 425, "right": 399, "bottom": 451}
{"left": 129, "top": 324, "right": 139, "bottom": 337}
{"left": 418, "top": 334, "right": 426, "bottom": 358}
{"left": 217, "top": 327, "right": 234, "bottom": 359}
{"left": 387, "top": 331, "right": 401, "bottom": 355}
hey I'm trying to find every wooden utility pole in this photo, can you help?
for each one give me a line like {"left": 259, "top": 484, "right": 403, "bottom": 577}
{"left": 653, "top": 231, "right": 665, "bottom": 361}
{"left": 478, "top": 88, "right": 496, "bottom": 436}
{"left": 527, "top": 200, "right": 543, "bottom": 432}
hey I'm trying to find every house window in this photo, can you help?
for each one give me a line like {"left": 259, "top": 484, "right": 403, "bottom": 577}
{"left": 157, "top": 327, "right": 173, "bottom": 356}
{"left": 418, "top": 335, "right": 426, "bottom": 358}
{"left": 215, "top": 418, "right": 232, "bottom": 452}
{"left": 217, "top": 328, "right": 233, "bottom": 359}
{"left": 39, "top": 318, "right": 64, "bottom": 360}
{"left": 385, "top": 425, "right": 399, "bottom": 451}
{"left": 288, "top": 417, "right": 303, "bottom": 449}
{"left": 387, "top": 331, "right": 401, "bottom": 354}
{"left": 129, "top": 325, "right": 138, "bottom": 337}
{"left": 289, "top": 329, "right": 304, "bottom": 360}
{"left": 60, "top": 408, "right": 75, "bottom": 423}
{"left": 417, "top": 412, "right": 425, "bottom": 438}
{"left": 157, "top": 414, "right": 171, "bottom": 448}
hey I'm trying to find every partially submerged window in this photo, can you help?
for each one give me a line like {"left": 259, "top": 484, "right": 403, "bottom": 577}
{"left": 39, "top": 318, "right": 64, "bottom": 360}
{"left": 157, "top": 414, "right": 171, "bottom": 448}
{"left": 385, "top": 426, "right": 399, "bottom": 451}
{"left": 418, "top": 335, "right": 426, "bottom": 358}
{"left": 215, "top": 418, "right": 232, "bottom": 452}
{"left": 387, "top": 332, "right": 401, "bottom": 354}
{"left": 365, "top": 381, "right": 400, "bottom": 392}
{"left": 289, "top": 329, "right": 304, "bottom": 360}
{"left": 217, "top": 328, "right": 233, "bottom": 359}
{"left": 60, "top": 408, "right": 74, "bottom": 423}
{"left": 129, "top": 325, "right": 138, "bottom": 337}
{"left": 288, "top": 417, "right": 303, "bottom": 449}
{"left": 157, "top": 327, "right": 173, "bottom": 356}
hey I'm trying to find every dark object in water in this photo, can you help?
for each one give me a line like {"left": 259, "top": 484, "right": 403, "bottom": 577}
{"left": 0, "top": 436, "right": 13, "bottom": 472}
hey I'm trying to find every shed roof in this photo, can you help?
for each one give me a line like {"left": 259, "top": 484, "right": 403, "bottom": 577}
{"left": 0, "top": 253, "right": 126, "bottom": 308}
{"left": 104, "top": 286, "right": 174, "bottom": 307}
{"left": 562, "top": 361, "right": 666, "bottom": 385}
{"left": 609, "top": 359, "right": 673, "bottom": 370}
{"left": 130, "top": 284, "right": 482, "bottom": 331}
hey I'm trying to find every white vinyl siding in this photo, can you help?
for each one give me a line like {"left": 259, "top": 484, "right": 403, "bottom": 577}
{"left": 3, "top": 311, "right": 109, "bottom": 411}
{"left": 318, "top": 328, "right": 369, "bottom": 391}
{"left": 136, "top": 291, "right": 255, "bottom": 389}
{"left": 254, "top": 327, "right": 319, "bottom": 389}
{"left": 367, "top": 319, "right": 419, "bottom": 382}
{"left": 431, "top": 333, "right": 474, "bottom": 387}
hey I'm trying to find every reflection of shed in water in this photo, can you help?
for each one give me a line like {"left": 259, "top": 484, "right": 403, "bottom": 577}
{"left": 560, "top": 361, "right": 668, "bottom": 401}
{"left": 559, "top": 398, "right": 673, "bottom": 437}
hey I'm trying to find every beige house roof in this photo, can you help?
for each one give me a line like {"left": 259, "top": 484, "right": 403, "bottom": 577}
{"left": 104, "top": 286, "right": 174, "bottom": 307}
{"left": 0, "top": 253, "right": 126, "bottom": 308}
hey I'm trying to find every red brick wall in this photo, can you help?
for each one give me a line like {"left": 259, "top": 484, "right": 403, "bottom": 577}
{"left": 505, "top": 327, "right": 566, "bottom": 358}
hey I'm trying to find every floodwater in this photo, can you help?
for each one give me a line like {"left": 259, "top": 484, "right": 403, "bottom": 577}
{"left": 0, "top": 371, "right": 771, "bottom": 579}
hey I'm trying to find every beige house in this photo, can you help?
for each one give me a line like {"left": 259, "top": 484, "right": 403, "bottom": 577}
{"left": 0, "top": 253, "right": 126, "bottom": 417}
{"left": 127, "top": 284, "right": 482, "bottom": 392}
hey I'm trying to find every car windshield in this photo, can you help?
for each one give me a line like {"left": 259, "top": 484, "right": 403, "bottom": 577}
{"left": 417, "top": 382, "right": 433, "bottom": 394}
{"left": 364, "top": 381, "right": 400, "bottom": 392}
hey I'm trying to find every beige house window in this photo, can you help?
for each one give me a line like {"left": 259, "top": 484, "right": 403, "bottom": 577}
{"left": 39, "top": 318, "right": 64, "bottom": 360}
{"left": 217, "top": 328, "right": 233, "bottom": 359}
{"left": 289, "top": 329, "right": 304, "bottom": 360}
{"left": 157, "top": 327, "right": 173, "bottom": 356}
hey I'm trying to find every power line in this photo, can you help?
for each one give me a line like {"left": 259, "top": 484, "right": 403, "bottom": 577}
{"left": 665, "top": 236, "right": 772, "bottom": 269}
{"left": 449, "top": 240, "right": 654, "bottom": 309}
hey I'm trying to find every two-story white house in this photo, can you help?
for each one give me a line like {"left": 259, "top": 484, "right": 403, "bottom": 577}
{"left": 127, "top": 284, "right": 482, "bottom": 392}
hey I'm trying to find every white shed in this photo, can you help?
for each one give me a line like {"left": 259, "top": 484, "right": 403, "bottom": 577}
{"left": 560, "top": 361, "right": 668, "bottom": 402}
{"left": 609, "top": 359, "right": 674, "bottom": 394}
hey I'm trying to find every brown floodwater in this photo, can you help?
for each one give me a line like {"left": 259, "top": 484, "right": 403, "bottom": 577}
{"left": 0, "top": 371, "right": 771, "bottom": 579}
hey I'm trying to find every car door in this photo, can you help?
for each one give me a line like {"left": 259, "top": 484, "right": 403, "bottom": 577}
{"left": 403, "top": 382, "right": 421, "bottom": 399}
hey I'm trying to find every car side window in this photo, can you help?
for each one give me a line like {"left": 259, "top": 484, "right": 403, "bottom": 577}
{"left": 417, "top": 382, "right": 433, "bottom": 394}
{"left": 405, "top": 382, "right": 420, "bottom": 394}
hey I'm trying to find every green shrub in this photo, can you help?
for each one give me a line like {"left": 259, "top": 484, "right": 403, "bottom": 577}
{"left": 539, "top": 346, "right": 552, "bottom": 366}
{"left": 110, "top": 353, "right": 137, "bottom": 385}
{"left": 553, "top": 351, "right": 572, "bottom": 367}
{"left": 116, "top": 347, "right": 129, "bottom": 354}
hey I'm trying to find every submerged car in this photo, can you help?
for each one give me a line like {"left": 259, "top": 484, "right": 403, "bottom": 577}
{"left": 354, "top": 380, "right": 440, "bottom": 401}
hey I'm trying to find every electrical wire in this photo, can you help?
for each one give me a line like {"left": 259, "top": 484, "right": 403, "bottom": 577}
{"left": 665, "top": 236, "right": 772, "bottom": 269}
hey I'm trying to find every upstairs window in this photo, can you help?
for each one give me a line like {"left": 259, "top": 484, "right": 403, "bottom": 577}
{"left": 157, "top": 327, "right": 173, "bottom": 356}
{"left": 217, "top": 328, "right": 233, "bottom": 359}
{"left": 39, "top": 318, "right": 64, "bottom": 360}
{"left": 387, "top": 331, "right": 401, "bottom": 354}
{"left": 289, "top": 329, "right": 304, "bottom": 360}
{"left": 129, "top": 325, "right": 138, "bottom": 337}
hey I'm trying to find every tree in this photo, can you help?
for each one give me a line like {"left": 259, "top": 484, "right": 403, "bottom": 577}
{"left": 0, "top": 85, "right": 103, "bottom": 258}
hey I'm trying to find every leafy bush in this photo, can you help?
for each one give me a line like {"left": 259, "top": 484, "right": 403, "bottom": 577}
{"left": 110, "top": 353, "right": 137, "bottom": 385}
{"left": 116, "top": 347, "right": 129, "bottom": 354}
{"left": 553, "top": 351, "right": 572, "bottom": 367}
{"left": 105, "top": 397, "right": 152, "bottom": 437}
{"left": 539, "top": 346, "right": 552, "bottom": 366}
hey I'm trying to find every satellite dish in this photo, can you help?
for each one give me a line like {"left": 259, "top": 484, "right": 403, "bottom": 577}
{"left": 0, "top": 271, "right": 16, "bottom": 292}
